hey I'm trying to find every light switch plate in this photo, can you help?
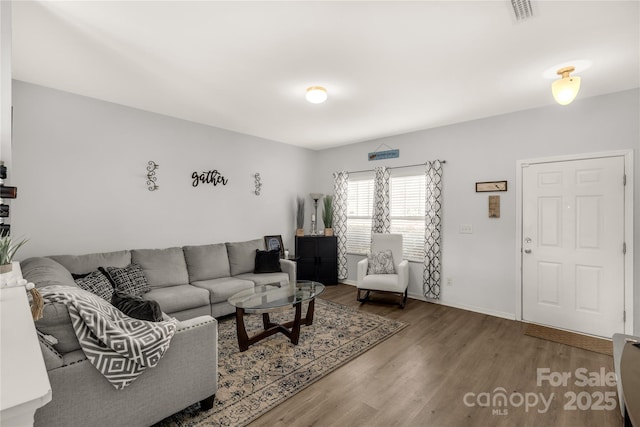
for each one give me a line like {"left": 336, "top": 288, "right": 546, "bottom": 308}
{"left": 459, "top": 224, "right": 473, "bottom": 234}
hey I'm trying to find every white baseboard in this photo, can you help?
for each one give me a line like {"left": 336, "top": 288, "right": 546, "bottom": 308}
{"left": 337, "top": 280, "right": 515, "bottom": 321}
{"left": 409, "top": 292, "right": 516, "bottom": 321}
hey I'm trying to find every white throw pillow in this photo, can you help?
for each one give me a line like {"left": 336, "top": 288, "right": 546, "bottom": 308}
{"left": 367, "top": 250, "right": 395, "bottom": 274}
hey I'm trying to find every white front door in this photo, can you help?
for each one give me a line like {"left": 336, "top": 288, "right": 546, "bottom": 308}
{"left": 522, "top": 156, "right": 625, "bottom": 338}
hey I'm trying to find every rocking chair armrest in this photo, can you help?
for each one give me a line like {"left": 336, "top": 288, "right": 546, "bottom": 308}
{"left": 397, "top": 260, "right": 410, "bottom": 289}
{"left": 357, "top": 258, "right": 369, "bottom": 286}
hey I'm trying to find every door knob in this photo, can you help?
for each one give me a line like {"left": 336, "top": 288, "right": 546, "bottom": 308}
{"left": 524, "top": 249, "right": 532, "bottom": 254}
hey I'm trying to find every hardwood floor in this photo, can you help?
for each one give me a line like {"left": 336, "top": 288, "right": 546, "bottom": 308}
{"left": 248, "top": 284, "right": 622, "bottom": 427}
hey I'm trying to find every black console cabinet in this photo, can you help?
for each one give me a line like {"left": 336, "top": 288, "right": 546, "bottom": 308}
{"left": 295, "top": 236, "right": 338, "bottom": 285}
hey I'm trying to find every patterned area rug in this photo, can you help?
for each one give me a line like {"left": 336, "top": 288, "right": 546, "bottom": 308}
{"left": 154, "top": 299, "right": 407, "bottom": 427}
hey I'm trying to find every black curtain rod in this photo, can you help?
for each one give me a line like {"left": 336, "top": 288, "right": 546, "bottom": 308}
{"left": 347, "top": 160, "right": 446, "bottom": 175}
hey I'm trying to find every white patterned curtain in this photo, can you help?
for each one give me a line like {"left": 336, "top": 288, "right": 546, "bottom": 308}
{"left": 333, "top": 171, "right": 349, "bottom": 280}
{"left": 423, "top": 161, "right": 443, "bottom": 299}
{"left": 371, "top": 166, "right": 391, "bottom": 234}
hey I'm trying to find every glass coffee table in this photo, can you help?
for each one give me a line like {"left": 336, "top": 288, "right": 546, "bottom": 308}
{"left": 228, "top": 281, "right": 325, "bottom": 352}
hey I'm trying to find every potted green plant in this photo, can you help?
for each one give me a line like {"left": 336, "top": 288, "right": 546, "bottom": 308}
{"left": 322, "top": 194, "right": 334, "bottom": 236}
{"left": 0, "top": 233, "right": 28, "bottom": 274}
{"left": 296, "top": 196, "right": 305, "bottom": 236}
{"left": 0, "top": 233, "right": 43, "bottom": 320}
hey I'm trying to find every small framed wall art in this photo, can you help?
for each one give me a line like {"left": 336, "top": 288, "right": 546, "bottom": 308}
{"left": 264, "top": 235, "right": 285, "bottom": 258}
{"left": 476, "top": 180, "right": 507, "bottom": 192}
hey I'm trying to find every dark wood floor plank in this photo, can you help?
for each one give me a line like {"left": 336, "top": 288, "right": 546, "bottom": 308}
{"left": 249, "top": 284, "right": 622, "bottom": 426}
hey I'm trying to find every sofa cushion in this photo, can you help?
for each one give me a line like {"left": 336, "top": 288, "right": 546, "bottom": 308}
{"left": 361, "top": 273, "right": 404, "bottom": 292}
{"left": 100, "top": 264, "right": 150, "bottom": 296}
{"left": 35, "top": 302, "right": 80, "bottom": 354}
{"left": 37, "top": 331, "right": 64, "bottom": 370}
{"left": 132, "top": 247, "right": 189, "bottom": 288}
{"left": 191, "top": 277, "right": 255, "bottom": 304}
{"left": 226, "top": 239, "right": 265, "bottom": 276}
{"left": 143, "top": 285, "right": 209, "bottom": 314}
{"left": 254, "top": 249, "right": 282, "bottom": 274}
{"left": 50, "top": 250, "right": 131, "bottom": 275}
{"left": 21, "top": 257, "right": 76, "bottom": 289}
{"left": 73, "top": 270, "right": 114, "bottom": 301}
{"left": 235, "top": 272, "right": 289, "bottom": 287}
{"left": 183, "top": 243, "right": 230, "bottom": 282}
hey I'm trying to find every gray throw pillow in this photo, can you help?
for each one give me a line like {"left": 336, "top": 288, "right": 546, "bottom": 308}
{"left": 100, "top": 264, "right": 150, "bottom": 297}
{"left": 226, "top": 239, "right": 265, "bottom": 276}
{"left": 367, "top": 250, "right": 396, "bottom": 274}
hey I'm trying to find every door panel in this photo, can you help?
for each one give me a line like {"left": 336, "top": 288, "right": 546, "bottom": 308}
{"left": 537, "top": 262, "right": 561, "bottom": 306}
{"left": 522, "top": 156, "right": 625, "bottom": 338}
{"left": 539, "top": 197, "right": 562, "bottom": 246}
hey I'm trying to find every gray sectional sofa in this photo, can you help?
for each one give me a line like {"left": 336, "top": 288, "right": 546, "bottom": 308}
{"left": 22, "top": 238, "right": 296, "bottom": 427}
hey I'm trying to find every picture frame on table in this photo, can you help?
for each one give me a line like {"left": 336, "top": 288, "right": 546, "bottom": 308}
{"left": 264, "top": 235, "right": 284, "bottom": 258}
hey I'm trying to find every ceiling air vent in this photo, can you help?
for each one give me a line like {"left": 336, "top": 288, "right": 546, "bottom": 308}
{"left": 511, "top": 0, "right": 534, "bottom": 21}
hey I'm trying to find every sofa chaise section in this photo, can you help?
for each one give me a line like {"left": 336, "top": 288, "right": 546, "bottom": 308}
{"left": 34, "top": 315, "right": 217, "bottom": 427}
{"left": 21, "top": 256, "right": 218, "bottom": 427}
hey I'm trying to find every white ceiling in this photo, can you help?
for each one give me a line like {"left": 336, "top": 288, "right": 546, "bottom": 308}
{"left": 11, "top": 1, "right": 640, "bottom": 150}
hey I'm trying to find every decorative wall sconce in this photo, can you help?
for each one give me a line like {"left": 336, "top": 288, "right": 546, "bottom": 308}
{"left": 146, "top": 161, "right": 159, "bottom": 191}
{"left": 254, "top": 173, "right": 262, "bottom": 195}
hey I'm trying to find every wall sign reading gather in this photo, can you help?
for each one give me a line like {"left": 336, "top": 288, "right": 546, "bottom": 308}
{"left": 192, "top": 170, "right": 229, "bottom": 187}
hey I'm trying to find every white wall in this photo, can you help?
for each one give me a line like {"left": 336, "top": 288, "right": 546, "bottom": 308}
{"left": 315, "top": 89, "right": 640, "bottom": 332}
{"left": 11, "top": 81, "right": 317, "bottom": 258}
{"left": 1, "top": 1, "right": 12, "bottom": 166}
{"left": 10, "top": 81, "right": 640, "bottom": 333}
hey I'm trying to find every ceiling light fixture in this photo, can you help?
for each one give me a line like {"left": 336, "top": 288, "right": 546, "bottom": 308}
{"left": 306, "top": 86, "right": 328, "bottom": 104}
{"left": 552, "top": 66, "right": 581, "bottom": 106}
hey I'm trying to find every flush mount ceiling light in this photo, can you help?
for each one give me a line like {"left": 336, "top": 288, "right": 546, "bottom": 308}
{"left": 305, "top": 86, "right": 328, "bottom": 104}
{"left": 552, "top": 66, "right": 581, "bottom": 106}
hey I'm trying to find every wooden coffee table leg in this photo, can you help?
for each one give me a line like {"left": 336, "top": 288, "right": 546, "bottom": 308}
{"left": 304, "top": 297, "right": 316, "bottom": 325}
{"left": 235, "top": 307, "right": 249, "bottom": 352}
{"left": 235, "top": 299, "right": 316, "bottom": 351}
{"left": 290, "top": 302, "right": 303, "bottom": 345}
{"left": 262, "top": 312, "right": 272, "bottom": 329}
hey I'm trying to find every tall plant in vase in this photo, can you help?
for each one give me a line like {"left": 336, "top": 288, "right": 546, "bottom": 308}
{"left": 322, "top": 195, "right": 334, "bottom": 236}
{"left": 296, "top": 197, "right": 305, "bottom": 236}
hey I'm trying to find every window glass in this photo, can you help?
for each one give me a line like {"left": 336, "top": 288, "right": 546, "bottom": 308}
{"left": 346, "top": 173, "right": 426, "bottom": 261}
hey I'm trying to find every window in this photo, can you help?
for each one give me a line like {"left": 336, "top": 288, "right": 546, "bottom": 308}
{"left": 346, "top": 178, "right": 374, "bottom": 254}
{"left": 390, "top": 174, "right": 426, "bottom": 261}
{"left": 346, "top": 173, "right": 426, "bottom": 261}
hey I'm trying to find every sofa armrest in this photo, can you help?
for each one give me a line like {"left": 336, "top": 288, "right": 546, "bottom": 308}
{"left": 279, "top": 258, "right": 296, "bottom": 285}
{"left": 356, "top": 258, "right": 368, "bottom": 287}
{"left": 37, "top": 332, "right": 63, "bottom": 371}
{"left": 175, "top": 315, "right": 217, "bottom": 332}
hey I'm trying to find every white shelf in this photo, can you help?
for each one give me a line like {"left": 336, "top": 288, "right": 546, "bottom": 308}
{"left": 0, "top": 285, "right": 52, "bottom": 426}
